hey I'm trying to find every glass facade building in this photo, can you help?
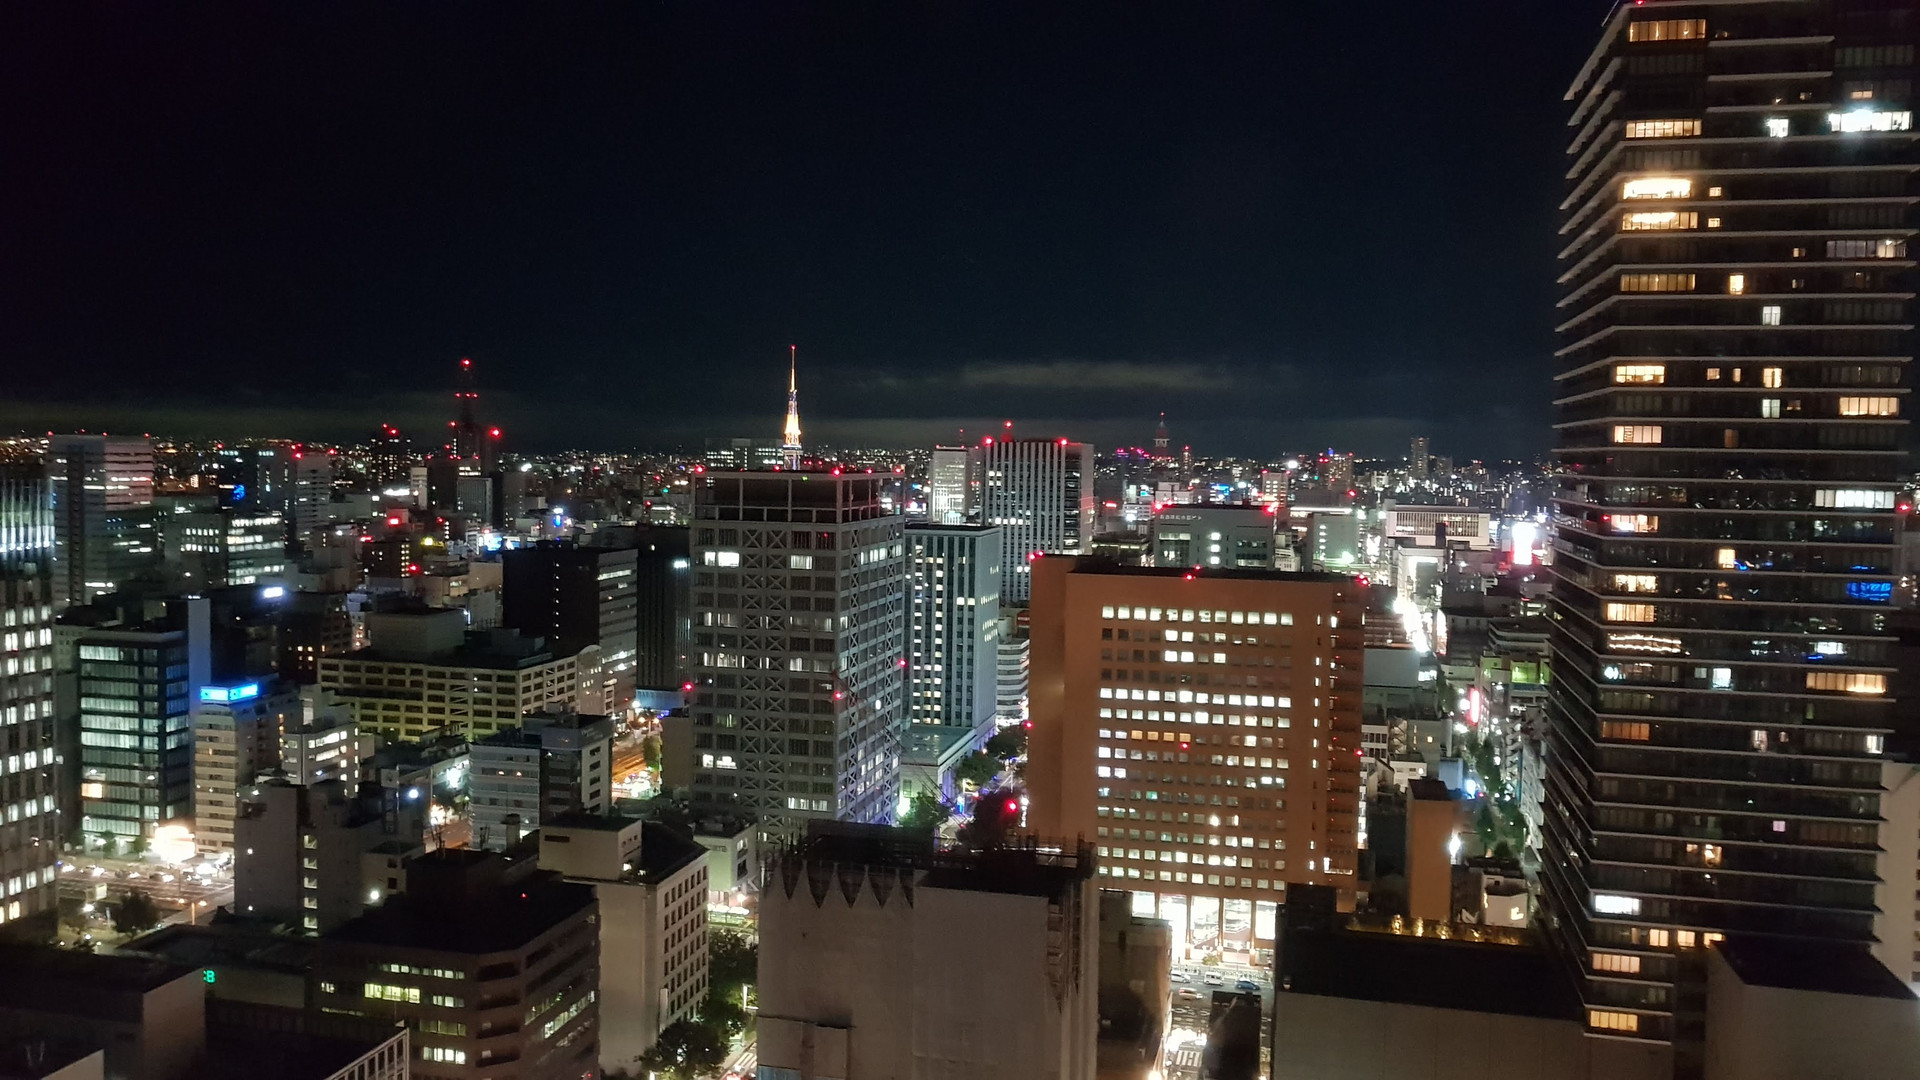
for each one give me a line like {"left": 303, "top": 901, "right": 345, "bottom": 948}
{"left": 1547, "top": 0, "right": 1916, "bottom": 1054}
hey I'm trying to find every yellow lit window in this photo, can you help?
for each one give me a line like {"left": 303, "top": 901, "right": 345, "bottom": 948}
{"left": 1839, "top": 396, "right": 1899, "bottom": 416}
{"left": 1677, "top": 930, "right": 1698, "bottom": 948}
{"left": 1622, "top": 211, "right": 1699, "bottom": 232}
{"left": 1620, "top": 273, "right": 1696, "bottom": 293}
{"left": 1622, "top": 177, "right": 1692, "bottom": 200}
{"left": 1629, "top": 18, "right": 1706, "bottom": 41}
{"left": 1706, "top": 217, "right": 1722, "bottom": 228}
{"left": 1707, "top": 185, "right": 1724, "bottom": 197}
{"left": 1613, "top": 573, "right": 1659, "bottom": 593}
{"left": 1611, "top": 425, "right": 1663, "bottom": 444}
{"left": 1807, "top": 671, "right": 1887, "bottom": 695}
{"left": 1647, "top": 928, "right": 1671, "bottom": 948}
{"left": 1613, "top": 364, "right": 1666, "bottom": 384}
{"left": 1625, "top": 119, "right": 1702, "bottom": 139}
{"left": 1589, "top": 1010, "right": 1642, "bottom": 1033}
{"left": 1601, "top": 720, "right": 1651, "bottom": 741}
{"left": 1610, "top": 513, "right": 1658, "bottom": 534}
{"left": 1716, "top": 548, "right": 1738, "bottom": 569}
{"left": 1705, "top": 367, "right": 1722, "bottom": 381}
{"left": 1727, "top": 274, "right": 1746, "bottom": 295}
{"left": 1703, "top": 932, "right": 1724, "bottom": 947}
{"left": 1592, "top": 952, "right": 1643, "bottom": 974}
{"left": 1605, "top": 602, "right": 1657, "bottom": 624}
{"left": 1761, "top": 366, "right": 1782, "bottom": 388}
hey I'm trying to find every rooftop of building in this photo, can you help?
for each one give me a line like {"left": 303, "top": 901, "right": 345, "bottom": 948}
{"left": 904, "top": 521, "right": 1000, "bottom": 534}
{"left": 1059, "top": 556, "right": 1354, "bottom": 586}
{"left": 785, "top": 822, "right": 1094, "bottom": 901}
{"left": 120, "top": 923, "right": 318, "bottom": 976}
{"left": 0, "top": 946, "right": 197, "bottom": 1017}
{"left": 1717, "top": 938, "right": 1914, "bottom": 1000}
{"left": 203, "top": 1031, "right": 397, "bottom": 1080}
{"left": 324, "top": 848, "right": 595, "bottom": 955}
{"left": 1276, "top": 918, "right": 1580, "bottom": 1022}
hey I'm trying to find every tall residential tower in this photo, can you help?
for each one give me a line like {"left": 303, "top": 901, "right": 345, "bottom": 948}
{"left": 1547, "top": 0, "right": 1916, "bottom": 1056}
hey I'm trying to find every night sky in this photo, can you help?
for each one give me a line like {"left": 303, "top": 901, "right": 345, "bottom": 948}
{"left": 0, "top": 2, "right": 1613, "bottom": 459}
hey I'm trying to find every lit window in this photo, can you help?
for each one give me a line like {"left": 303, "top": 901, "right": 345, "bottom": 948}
{"left": 1760, "top": 399, "right": 1781, "bottom": 419}
{"left": 1604, "top": 603, "right": 1657, "bottom": 624}
{"left": 1592, "top": 952, "right": 1643, "bottom": 974}
{"left": 787, "top": 554, "right": 814, "bottom": 569}
{"left": 1827, "top": 109, "right": 1913, "bottom": 133}
{"left": 1613, "top": 573, "right": 1659, "bottom": 593}
{"left": 1677, "top": 930, "right": 1698, "bottom": 948}
{"left": 1707, "top": 186, "right": 1723, "bottom": 197}
{"left": 1620, "top": 272, "right": 1696, "bottom": 293}
{"left": 1807, "top": 671, "right": 1887, "bottom": 695}
{"left": 1613, "top": 364, "right": 1666, "bottom": 384}
{"left": 1590, "top": 1010, "right": 1641, "bottom": 1033}
{"left": 1601, "top": 721, "right": 1651, "bottom": 741}
{"left": 1609, "top": 514, "right": 1658, "bottom": 535}
{"left": 1705, "top": 367, "right": 1722, "bottom": 381}
{"left": 1628, "top": 18, "right": 1705, "bottom": 41}
{"left": 1622, "top": 177, "right": 1692, "bottom": 200}
{"left": 1838, "top": 396, "right": 1899, "bottom": 417}
{"left": 1760, "top": 305, "right": 1782, "bottom": 326}
{"left": 1647, "top": 929, "right": 1670, "bottom": 948}
{"left": 1622, "top": 211, "right": 1698, "bottom": 232}
{"left": 1827, "top": 238, "right": 1908, "bottom": 259}
{"left": 1727, "top": 273, "right": 1746, "bottom": 295}
{"left": 1765, "top": 117, "right": 1791, "bottom": 138}
{"left": 1625, "top": 119, "right": 1701, "bottom": 139}
{"left": 1593, "top": 893, "right": 1642, "bottom": 916}
{"left": 1611, "top": 425, "right": 1663, "bottom": 445}
{"left": 1716, "top": 548, "right": 1738, "bottom": 569}
{"left": 1814, "top": 488, "right": 1897, "bottom": 509}
{"left": 1761, "top": 366, "right": 1782, "bottom": 388}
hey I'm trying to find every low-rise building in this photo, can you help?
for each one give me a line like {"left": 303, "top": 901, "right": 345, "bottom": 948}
{"left": 468, "top": 710, "right": 614, "bottom": 851}
{"left": 537, "top": 814, "right": 709, "bottom": 1073}
{"left": 234, "top": 779, "right": 425, "bottom": 934}
{"left": 314, "top": 849, "right": 601, "bottom": 1080}
{"left": 193, "top": 678, "right": 299, "bottom": 859}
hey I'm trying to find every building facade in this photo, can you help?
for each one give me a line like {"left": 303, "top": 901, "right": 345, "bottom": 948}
{"left": 234, "top": 778, "right": 424, "bottom": 934}
{"left": 1149, "top": 505, "right": 1280, "bottom": 570}
{"left": 468, "top": 710, "right": 614, "bottom": 851}
{"left": 192, "top": 678, "right": 299, "bottom": 858}
{"left": 316, "top": 619, "right": 582, "bottom": 744}
{"left": 501, "top": 541, "right": 639, "bottom": 705}
{"left": 927, "top": 445, "right": 982, "bottom": 524}
{"left": 46, "top": 434, "right": 154, "bottom": 608}
{"left": 0, "top": 462, "right": 58, "bottom": 937}
{"left": 904, "top": 523, "right": 1001, "bottom": 738}
{"left": 77, "top": 604, "right": 207, "bottom": 853}
{"left": 688, "top": 471, "right": 907, "bottom": 834}
{"left": 981, "top": 438, "right": 1095, "bottom": 603}
{"left": 1546, "top": 0, "right": 1917, "bottom": 1053}
{"left": 1025, "top": 557, "right": 1366, "bottom": 959}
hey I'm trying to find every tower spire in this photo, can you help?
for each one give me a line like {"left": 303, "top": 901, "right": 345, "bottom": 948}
{"left": 782, "top": 344, "right": 803, "bottom": 469}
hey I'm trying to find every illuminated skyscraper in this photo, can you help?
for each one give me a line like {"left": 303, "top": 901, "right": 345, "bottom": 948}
{"left": 981, "top": 437, "right": 1095, "bottom": 604}
{"left": 0, "top": 461, "right": 58, "bottom": 937}
{"left": 1545, "top": 0, "right": 1915, "bottom": 1057}
{"left": 1409, "top": 436, "right": 1430, "bottom": 482}
{"left": 927, "top": 445, "right": 982, "bottom": 523}
{"left": 45, "top": 434, "right": 155, "bottom": 607}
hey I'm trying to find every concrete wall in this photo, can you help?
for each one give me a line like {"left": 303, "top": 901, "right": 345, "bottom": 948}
{"left": 1704, "top": 949, "right": 1920, "bottom": 1080}
{"left": 1877, "top": 761, "right": 1920, "bottom": 992}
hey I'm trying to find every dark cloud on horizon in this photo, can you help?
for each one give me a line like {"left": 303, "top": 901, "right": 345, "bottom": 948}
{"left": 0, "top": 2, "right": 1611, "bottom": 461}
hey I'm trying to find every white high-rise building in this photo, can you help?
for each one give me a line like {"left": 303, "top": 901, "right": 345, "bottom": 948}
{"left": 46, "top": 434, "right": 155, "bottom": 607}
{"left": 980, "top": 437, "right": 1094, "bottom": 604}
{"left": 904, "top": 523, "right": 1000, "bottom": 739}
{"left": 688, "top": 470, "right": 906, "bottom": 834}
{"left": 0, "top": 462, "right": 58, "bottom": 935}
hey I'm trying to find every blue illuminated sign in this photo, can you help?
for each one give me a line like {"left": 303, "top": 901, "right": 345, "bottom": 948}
{"left": 199, "top": 683, "right": 261, "bottom": 704}
{"left": 1847, "top": 581, "right": 1893, "bottom": 603}
{"left": 230, "top": 483, "right": 247, "bottom": 502}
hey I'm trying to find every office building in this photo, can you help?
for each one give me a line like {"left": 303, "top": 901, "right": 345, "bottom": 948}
{"left": 996, "top": 610, "right": 1030, "bottom": 727}
{"left": 927, "top": 445, "right": 982, "bottom": 523}
{"left": 1409, "top": 436, "right": 1430, "bottom": 482}
{"left": 703, "top": 437, "right": 785, "bottom": 472}
{"left": 904, "top": 523, "right": 1001, "bottom": 739}
{"left": 1025, "top": 557, "right": 1365, "bottom": 958}
{"left": 0, "top": 461, "right": 57, "bottom": 938}
{"left": 278, "top": 591, "right": 354, "bottom": 685}
{"left": 1149, "top": 504, "right": 1280, "bottom": 570}
{"left": 290, "top": 452, "right": 335, "bottom": 543}
{"left": 313, "top": 848, "right": 600, "bottom": 1080}
{"left": 501, "top": 541, "right": 638, "bottom": 705}
{"left": 1546, "top": 1, "right": 1917, "bottom": 1052}
{"left": 164, "top": 506, "right": 288, "bottom": 588}
{"left": 537, "top": 815, "right": 708, "bottom": 1074}
{"left": 687, "top": 471, "right": 907, "bottom": 834}
{"left": 46, "top": 434, "right": 155, "bottom": 608}
{"left": 316, "top": 610, "right": 583, "bottom": 743}
{"left": 757, "top": 824, "right": 1099, "bottom": 1080}
{"left": 627, "top": 525, "right": 691, "bottom": 692}
{"left": 233, "top": 778, "right": 425, "bottom": 935}
{"left": 981, "top": 437, "right": 1095, "bottom": 603}
{"left": 468, "top": 709, "right": 614, "bottom": 851}
{"left": 369, "top": 424, "right": 412, "bottom": 488}
{"left": 1307, "top": 512, "right": 1360, "bottom": 570}
{"left": 76, "top": 599, "right": 208, "bottom": 853}
{"left": 192, "top": 678, "right": 299, "bottom": 858}
{"left": 281, "top": 698, "right": 364, "bottom": 787}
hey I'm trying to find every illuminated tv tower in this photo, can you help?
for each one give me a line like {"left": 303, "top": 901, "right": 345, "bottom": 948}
{"left": 450, "top": 357, "right": 499, "bottom": 474}
{"left": 781, "top": 344, "right": 803, "bottom": 470}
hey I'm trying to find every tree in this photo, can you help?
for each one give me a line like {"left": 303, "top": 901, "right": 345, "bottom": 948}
{"left": 707, "top": 928, "right": 757, "bottom": 1006}
{"left": 640, "top": 734, "right": 663, "bottom": 772}
{"left": 954, "top": 752, "right": 999, "bottom": 789}
{"left": 637, "top": 1018, "right": 727, "bottom": 1080}
{"left": 113, "top": 890, "right": 162, "bottom": 936}
{"left": 94, "top": 831, "right": 119, "bottom": 857}
{"left": 957, "top": 789, "right": 1021, "bottom": 849}
{"left": 984, "top": 726, "right": 1027, "bottom": 761}
{"left": 127, "top": 832, "right": 150, "bottom": 861}
{"left": 898, "top": 792, "right": 951, "bottom": 835}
